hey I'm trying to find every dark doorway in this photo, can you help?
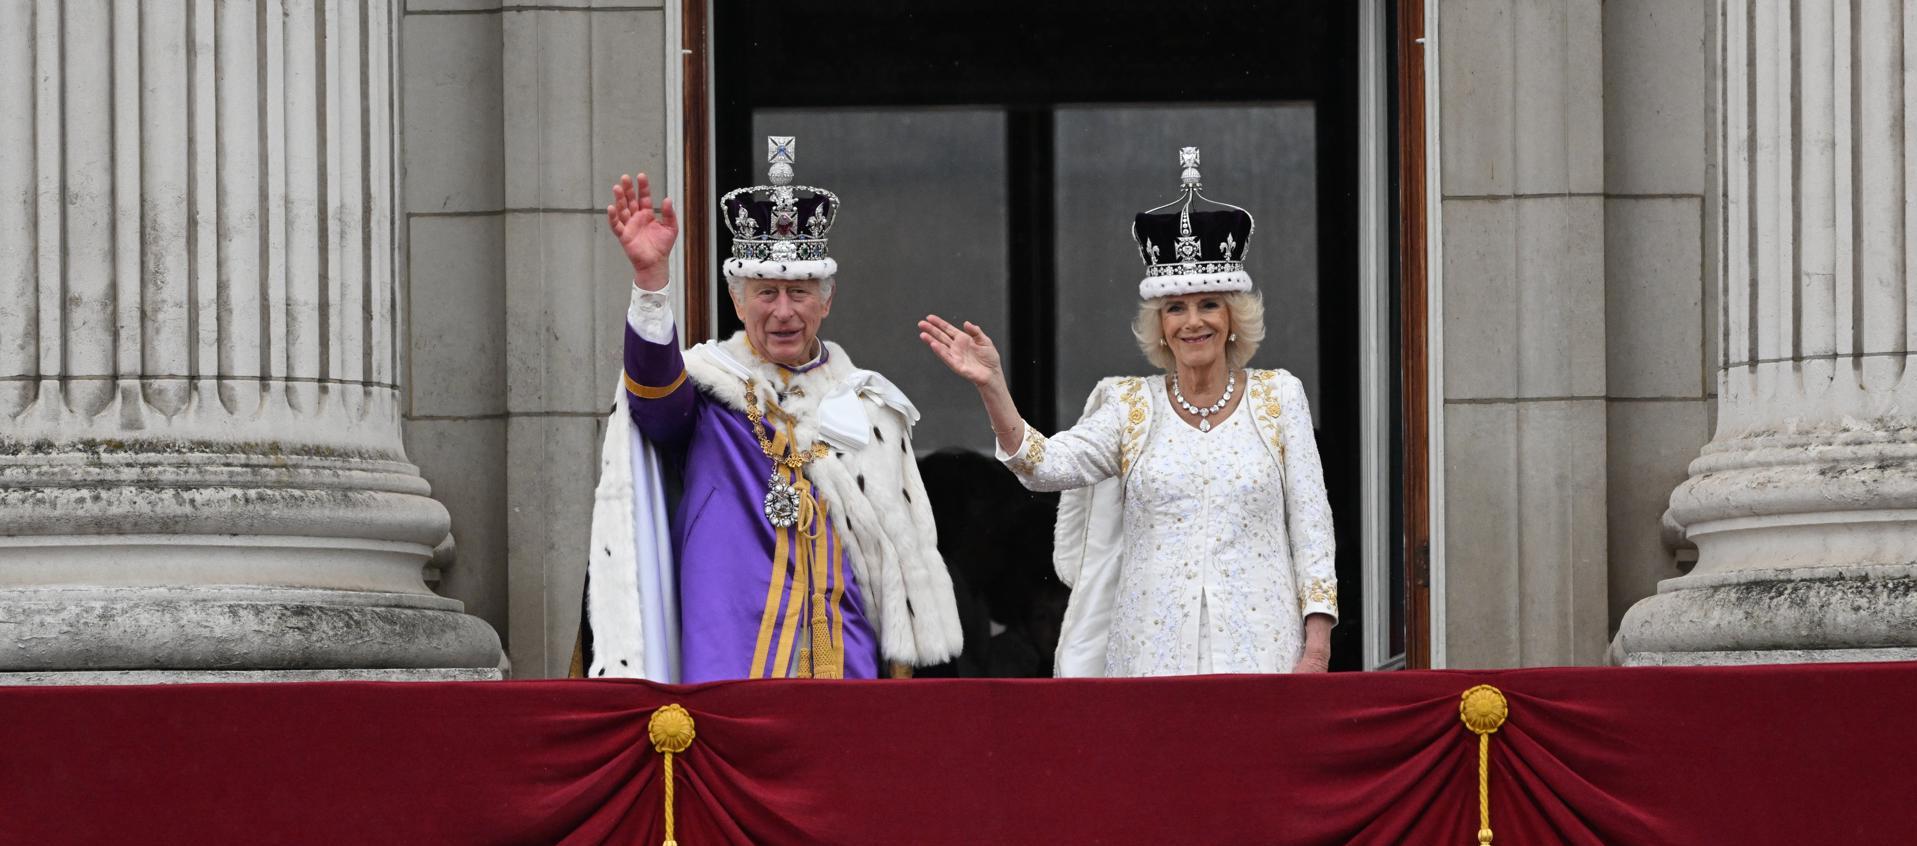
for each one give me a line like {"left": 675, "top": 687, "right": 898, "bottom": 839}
{"left": 712, "top": 0, "right": 1380, "bottom": 672}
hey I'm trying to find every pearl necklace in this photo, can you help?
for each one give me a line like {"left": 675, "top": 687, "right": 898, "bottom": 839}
{"left": 1171, "top": 370, "right": 1235, "bottom": 433}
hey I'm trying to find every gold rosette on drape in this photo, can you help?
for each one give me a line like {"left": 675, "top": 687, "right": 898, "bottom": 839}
{"left": 649, "top": 704, "right": 697, "bottom": 846}
{"left": 1459, "top": 685, "right": 1508, "bottom": 845}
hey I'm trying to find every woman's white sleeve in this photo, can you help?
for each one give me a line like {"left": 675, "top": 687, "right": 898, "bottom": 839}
{"left": 994, "top": 381, "right": 1126, "bottom": 493}
{"left": 1280, "top": 373, "right": 1339, "bottom": 621}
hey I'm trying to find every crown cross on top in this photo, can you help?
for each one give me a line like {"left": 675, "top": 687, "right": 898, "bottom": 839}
{"left": 1179, "top": 146, "right": 1202, "bottom": 187}
{"left": 768, "top": 136, "right": 796, "bottom": 184}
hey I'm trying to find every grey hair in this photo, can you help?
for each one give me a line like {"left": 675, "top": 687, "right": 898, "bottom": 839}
{"left": 1131, "top": 290, "right": 1266, "bottom": 371}
{"left": 726, "top": 275, "right": 836, "bottom": 300}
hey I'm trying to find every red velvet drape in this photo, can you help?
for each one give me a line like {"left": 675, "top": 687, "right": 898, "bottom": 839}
{"left": 4, "top": 663, "right": 1914, "bottom": 844}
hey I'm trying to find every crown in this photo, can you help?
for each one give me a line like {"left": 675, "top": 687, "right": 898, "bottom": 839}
{"left": 1130, "top": 146, "right": 1256, "bottom": 299}
{"left": 720, "top": 136, "right": 841, "bottom": 280}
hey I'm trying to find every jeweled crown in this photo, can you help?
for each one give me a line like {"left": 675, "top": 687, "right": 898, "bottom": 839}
{"left": 721, "top": 136, "right": 839, "bottom": 264}
{"left": 1130, "top": 147, "right": 1257, "bottom": 299}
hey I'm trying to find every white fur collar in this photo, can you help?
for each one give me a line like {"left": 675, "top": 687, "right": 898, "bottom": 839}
{"left": 685, "top": 333, "right": 918, "bottom": 453}
{"left": 675, "top": 331, "right": 963, "bottom": 667}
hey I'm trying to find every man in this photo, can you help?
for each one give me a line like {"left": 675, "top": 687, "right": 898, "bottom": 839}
{"left": 577, "top": 137, "right": 962, "bottom": 682}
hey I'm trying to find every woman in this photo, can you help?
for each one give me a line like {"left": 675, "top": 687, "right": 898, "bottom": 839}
{"left": 919, "top": 148, "right": 1336, "bottom": 677}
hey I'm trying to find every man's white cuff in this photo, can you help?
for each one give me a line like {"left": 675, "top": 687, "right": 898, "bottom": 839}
{"left": 628, "top": 282, "right": 677, "bottom": 345}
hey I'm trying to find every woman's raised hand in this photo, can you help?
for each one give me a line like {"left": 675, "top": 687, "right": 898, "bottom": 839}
{"left": 919, "top": 315, "right": 1003, "bottom": 387}
{"left": 606, "top": 172, "right": 679, "bottom": 291}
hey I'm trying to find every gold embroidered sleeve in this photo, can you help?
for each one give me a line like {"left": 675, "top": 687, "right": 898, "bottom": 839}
{"left": 994, "top": 380, "right": 1127, "bottom": 492}
{"left": 1299, "top": 576, "right": 1339, "bottom": 618}
{"left": 1006, "top": 425, "right": 1049, "bottom": 476}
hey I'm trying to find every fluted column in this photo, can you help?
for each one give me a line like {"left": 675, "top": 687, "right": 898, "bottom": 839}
{"left": 0, "top": 0, "right": 499, "bottom": 676}
{"left": 1615, "top": 0, "right": 1917, "bottom": 664}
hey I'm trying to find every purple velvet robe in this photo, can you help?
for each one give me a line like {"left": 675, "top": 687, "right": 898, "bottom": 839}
{"left": 624, "top": 323, "right": 881, "bottom": 682}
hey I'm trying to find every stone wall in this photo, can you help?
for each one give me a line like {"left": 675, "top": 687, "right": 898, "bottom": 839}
{"left": 399, "top": 0, "right": 674, "bottom": 677}
{"left": 1437, "top": 0, "right": 1611, "bottom": 667}
{"left": 1599, "top": 0, "right": 1714, "bottom": 637}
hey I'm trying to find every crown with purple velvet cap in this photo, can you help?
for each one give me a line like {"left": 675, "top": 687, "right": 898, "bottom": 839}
{"left": 720, "top": 135, "right": 841, "bottom": 281}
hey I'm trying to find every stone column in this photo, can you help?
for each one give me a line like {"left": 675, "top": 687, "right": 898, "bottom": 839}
{"left": 0, "top": 0, "right": 499, "bottom": 679}
{"left": 1614, "top": 0, "right": 1917, "bottom": 664}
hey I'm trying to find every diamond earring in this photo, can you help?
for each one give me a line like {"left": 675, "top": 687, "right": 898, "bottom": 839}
{"left": 1229, "top": 333, "right": 1238, "bottom": 342}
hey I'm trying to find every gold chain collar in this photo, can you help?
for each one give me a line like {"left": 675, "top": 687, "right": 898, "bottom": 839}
{"left": 743, "top": 380, "right": 830, "bottom": 470}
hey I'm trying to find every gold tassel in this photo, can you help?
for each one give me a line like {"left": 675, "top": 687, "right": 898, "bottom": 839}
{"left": 649, "top": 704, "right": 697, "bottom": 846}
{"left": 807, "top": 589, "right": 838, "bottom": 679}
{"left": 790, "top": 473, "right": 841, "bottom": 679}
{"left": 809, "top": 498, "right": 841, "bottom": 678}
{"left": 1458, "top": 685, "right": 1509, "bottom": 846}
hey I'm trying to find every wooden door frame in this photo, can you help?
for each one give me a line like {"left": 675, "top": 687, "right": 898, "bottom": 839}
{"left": 680, "top": 0, "right": 713, "bottom": 342}
{"left": 1396, "top": 0, "right": 1433, "bottom": 669}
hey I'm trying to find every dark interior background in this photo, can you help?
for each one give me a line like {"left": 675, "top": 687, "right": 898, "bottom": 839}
{"left": 713, "top": 0, "right": 1383, "bottom": 673}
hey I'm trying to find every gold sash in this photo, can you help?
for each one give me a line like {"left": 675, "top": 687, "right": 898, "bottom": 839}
{"left": 746, "top": 402, "right": 845, "bottom": 679}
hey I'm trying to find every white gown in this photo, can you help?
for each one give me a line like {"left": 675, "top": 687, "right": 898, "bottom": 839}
{"left": 999, "top": 371, "right": 1337, "bottom": 676}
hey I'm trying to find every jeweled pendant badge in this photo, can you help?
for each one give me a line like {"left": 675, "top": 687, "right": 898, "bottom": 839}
{"left": 764, "top": 474, "right": 801, "bottom": 528}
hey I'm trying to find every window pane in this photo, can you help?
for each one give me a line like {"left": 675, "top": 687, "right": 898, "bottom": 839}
{"left": 750, "top": 108, "right": 1011, "bottom": 452}
{"left": 1051, "top": 105, "right": 1319, "bottom": 425}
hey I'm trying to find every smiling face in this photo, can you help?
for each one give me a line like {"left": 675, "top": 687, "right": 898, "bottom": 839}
{"left": 731, "top": 277, "right": 832, "bottom": 367}
{"left": 1158, "top": 293, "right": 1232, "bottom": 373}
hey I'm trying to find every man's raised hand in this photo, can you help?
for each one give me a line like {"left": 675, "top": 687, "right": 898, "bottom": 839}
{"left": 606, "top": 172, "right": 679, "bottom": 291}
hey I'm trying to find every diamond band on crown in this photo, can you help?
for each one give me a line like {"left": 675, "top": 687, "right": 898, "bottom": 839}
{"left": 731, "top": 239, "right": 832, "bottom": 262}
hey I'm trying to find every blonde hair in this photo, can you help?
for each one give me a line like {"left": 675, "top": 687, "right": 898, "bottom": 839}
{"left": 1131, "top": 290, "right": 1266, "bottom": 371}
